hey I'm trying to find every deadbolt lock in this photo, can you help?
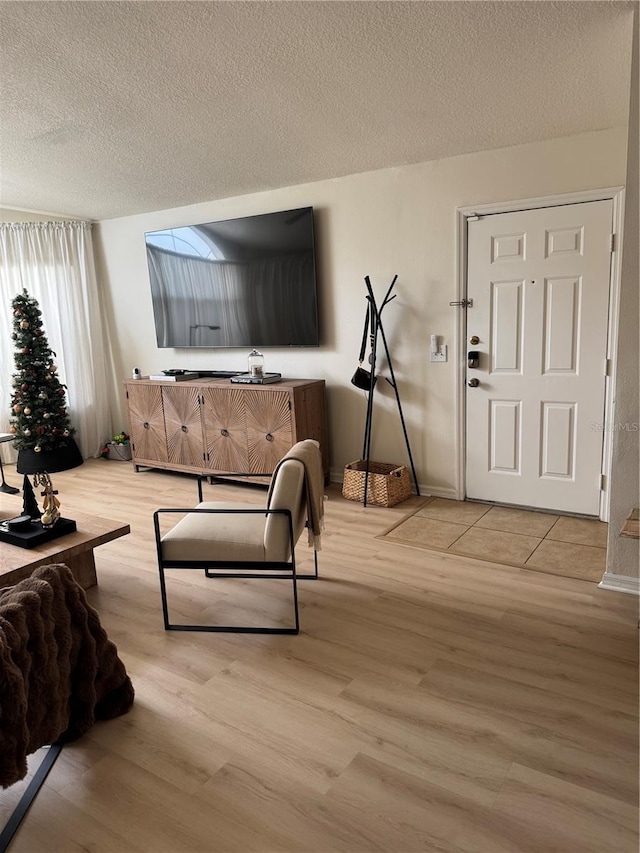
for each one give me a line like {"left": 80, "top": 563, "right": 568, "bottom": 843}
{"left": 469, "top": 335, "right": 480, "bottom": 345}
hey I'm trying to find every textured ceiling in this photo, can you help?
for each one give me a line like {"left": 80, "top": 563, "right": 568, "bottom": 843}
{"left": 0, "top": 1, "right": 634, "bottom": 221}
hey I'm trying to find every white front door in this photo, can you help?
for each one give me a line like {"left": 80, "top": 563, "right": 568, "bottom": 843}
{"left": 465, "top": 199, "right": 613, "bottom": 515}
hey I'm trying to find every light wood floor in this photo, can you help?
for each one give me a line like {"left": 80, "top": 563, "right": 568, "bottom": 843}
{"left": 1, "top": 459, "right": 638, "bottom": 853}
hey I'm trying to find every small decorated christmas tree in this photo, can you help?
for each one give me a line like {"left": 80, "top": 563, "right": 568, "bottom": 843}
{"left": 8, "top": 290, "right": 83, "bottom": 473}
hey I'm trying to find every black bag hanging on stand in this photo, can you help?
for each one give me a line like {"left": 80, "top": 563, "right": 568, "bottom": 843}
{"left": 351, "top": 303, "right": 377, "bottom": 391}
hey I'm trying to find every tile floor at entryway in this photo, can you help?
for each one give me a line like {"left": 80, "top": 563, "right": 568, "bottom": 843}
{"left": 380, "top": 498, "right": 608, "bottom": 582}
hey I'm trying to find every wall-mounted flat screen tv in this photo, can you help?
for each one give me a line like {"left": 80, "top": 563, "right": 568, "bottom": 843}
{"left": 145, "top": 207, "right": 319, "bottom": 348}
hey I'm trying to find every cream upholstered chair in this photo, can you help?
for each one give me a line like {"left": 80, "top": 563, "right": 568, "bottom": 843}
{"left": 153, "top": 442, "right": 322, "bottom": 634}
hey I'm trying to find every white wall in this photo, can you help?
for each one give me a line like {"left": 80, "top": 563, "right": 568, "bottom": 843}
{"left": 0, "top": 208, "right": 69, "bottom": 222}
{"left": 95, "top": 127, "right": 627, "bottom": 492}
{"left": 606, "top": 8, "right": 639, "bottom": 583}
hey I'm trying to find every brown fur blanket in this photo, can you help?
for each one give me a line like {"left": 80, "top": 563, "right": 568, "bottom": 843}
{"left": 0, "top": 563, "right": 134, "bottom": 788}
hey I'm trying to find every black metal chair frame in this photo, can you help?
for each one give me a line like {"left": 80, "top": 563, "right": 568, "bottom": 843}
{"left": 0, "top": 740, "right": 64, "bottom": 853}
{"left": 153, "top": 505, "right": 318, "bottom": 635}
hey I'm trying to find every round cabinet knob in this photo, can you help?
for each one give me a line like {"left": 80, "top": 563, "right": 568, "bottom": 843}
{"left": 265, "top": 433, "right": 274, "bottom": 442}
{"left": 220, "top": 428, "right": 229, "bottom": 437}
{"left": 468, "top": 378, "right": 480, "bottom": 388}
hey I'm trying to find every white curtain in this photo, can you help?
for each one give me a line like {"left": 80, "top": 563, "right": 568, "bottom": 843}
{"left": 0, "top": 221, "right": 111, "bottom": 461}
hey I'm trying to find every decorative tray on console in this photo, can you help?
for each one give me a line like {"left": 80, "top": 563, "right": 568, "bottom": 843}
{"left": 0, "top": 517, "right": 77, "bottom": 549}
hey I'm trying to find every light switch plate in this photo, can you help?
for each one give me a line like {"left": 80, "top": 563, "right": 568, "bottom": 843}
{"left": 430, "top": 345, "right": 447, "bottom": 363}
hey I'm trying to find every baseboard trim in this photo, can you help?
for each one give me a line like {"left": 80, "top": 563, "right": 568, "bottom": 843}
{"left": 418, "top": 484, "right": 458, "bottom": 500}
{"left": 330, "top": 467, "right": 345, "bottom": 484}
{"left": 598, "top": 573, "right": 640, "bottom": 595}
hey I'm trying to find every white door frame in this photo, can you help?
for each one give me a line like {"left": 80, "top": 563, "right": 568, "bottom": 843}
{"left": 453, "top": 186, "right": 625, "bottom": 520}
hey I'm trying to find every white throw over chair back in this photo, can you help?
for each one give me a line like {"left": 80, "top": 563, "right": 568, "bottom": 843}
{"left": 264, "top": 458, "right": 306, "bottom": 561}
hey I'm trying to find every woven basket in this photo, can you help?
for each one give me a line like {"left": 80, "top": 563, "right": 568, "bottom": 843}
{"left": 342, "top": 460, "right": 412, "bottom": 507}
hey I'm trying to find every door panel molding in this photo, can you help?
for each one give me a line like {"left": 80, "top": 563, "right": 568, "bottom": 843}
{"left": 455, "top": 187, "right": 624, "bottom": 520}
{"left": 542, "top": 277, "right": 581, "bottom": 374}
{"left": 490, "top": 400, "right": 521, "bottom": 474}
{"left": 540, "top": 401, "right": 576, "bottom": 479}
{"left": 490, "top": 280, "right": 524, "bottom": 373}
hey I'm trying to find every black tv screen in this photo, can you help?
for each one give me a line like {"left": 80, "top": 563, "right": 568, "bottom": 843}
{"left": 145, "top": 207, "right": 319, "bottom": 348}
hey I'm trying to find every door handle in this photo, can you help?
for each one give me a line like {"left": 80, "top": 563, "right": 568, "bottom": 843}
{"left": 468, "top": 378, "right": 480, "bottom": 388}
{"left": 468, "top": 351, "right": 480, "bottom": 369}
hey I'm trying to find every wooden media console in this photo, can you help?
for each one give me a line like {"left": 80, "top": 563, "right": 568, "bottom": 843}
{"left": 123, "top": 377, "right": 329, "bottom": 480}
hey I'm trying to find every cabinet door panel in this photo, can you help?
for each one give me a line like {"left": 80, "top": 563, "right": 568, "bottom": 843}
{"left": 162, "top": 386, "right": 205, "bottom": 467}
{"left": 202, "top": 387, "right": 249, "bottom": 472}
{"left": 127, "top": 384, "right": 168, "bottom": 463}
{"left": 245, "top": 390, "right": 293, "bottom": 474}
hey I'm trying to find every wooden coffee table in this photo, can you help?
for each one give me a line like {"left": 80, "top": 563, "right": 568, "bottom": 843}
{"left": 0, "top": 510, "right": 130, "bottom": 590}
